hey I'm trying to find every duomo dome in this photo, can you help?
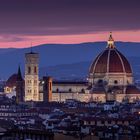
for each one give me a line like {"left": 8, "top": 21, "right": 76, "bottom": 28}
{"left": 89, "top": 33, "right": 133, "bottom": 87}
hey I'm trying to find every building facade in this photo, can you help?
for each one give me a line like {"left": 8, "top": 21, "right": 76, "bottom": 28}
{"left": 25, "top": 52, "right": 39, "bottom": 101}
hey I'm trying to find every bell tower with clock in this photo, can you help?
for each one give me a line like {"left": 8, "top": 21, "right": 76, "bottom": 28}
{"left": 25, "top": 51, "right": 39, "bottom": 101}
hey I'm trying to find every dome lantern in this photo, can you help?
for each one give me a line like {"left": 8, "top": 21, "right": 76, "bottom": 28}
{"left": 107, "top": 32, "right": 115, "bottom": 49}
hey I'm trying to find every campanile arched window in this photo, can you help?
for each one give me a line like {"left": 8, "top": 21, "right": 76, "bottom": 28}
{"left": 28, "top": 66, "right": 31, "bottom": 74}
{"left": 34, "top": 66, "right": 37, "bottom": 74}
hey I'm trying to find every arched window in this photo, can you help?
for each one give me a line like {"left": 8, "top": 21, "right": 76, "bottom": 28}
{"left": 28, "top": 66, "right": 31, "bottom": 74}
{"left": 114, "top": 80, "right": 118, "bottom": 84}
{"left": 34, "top": 66, "right": 37, "bottom": 74}
{"left": 97, "top": 79, "right": 103, "bottom": 86}
{"left": 69, "top": 88, "right": 72, "bottom": 92}
{"left": 56, "top": 88, "right": 59, "bottom": 92}
{"left": 81, "top": 89, "right": 85, "bottom": 93}
{"left": 98, "top": 79, "right": 103, "bottom": 84}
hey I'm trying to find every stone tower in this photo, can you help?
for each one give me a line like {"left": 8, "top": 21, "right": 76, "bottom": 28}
{"left": 42, "top": 76, "right": 52, "bottom": 102}
{"left": 25, "top": 51, "right": 39, "bottom": 101}
{"left": 39, "top": 76, "right": 53, "bottom": 102}
{"left": 16, "top": 65, "right": 24, "bottom": 103}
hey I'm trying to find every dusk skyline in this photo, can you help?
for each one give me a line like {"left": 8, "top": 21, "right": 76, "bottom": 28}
{"left": 0, "top": 0, "right": 140, "bottom": 48}
{"left": 1, "top": 1, "right": 140, "bottom": 139}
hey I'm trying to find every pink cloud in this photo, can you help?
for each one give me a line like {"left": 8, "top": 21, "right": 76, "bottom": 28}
{"left": 0, "top": 30, "right": 140, "bottom": 48}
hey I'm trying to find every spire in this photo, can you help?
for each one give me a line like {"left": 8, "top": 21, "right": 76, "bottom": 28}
{"left": 28, "top": 42, "right": 36, "bottom": 54}
{"left": 17, "top": 65, "right": 23, "bottom": 81}
{"left": 107, "top": 32, "right": 115, "bottom": 49}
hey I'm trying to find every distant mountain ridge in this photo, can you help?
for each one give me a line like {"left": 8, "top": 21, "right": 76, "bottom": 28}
{"left": 0, "top": 41, "right": 140, "bottom": 80}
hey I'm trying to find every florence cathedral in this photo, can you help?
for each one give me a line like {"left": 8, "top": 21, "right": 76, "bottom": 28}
{"left": 4, "top": 33, "right": 140, "bottom": 103}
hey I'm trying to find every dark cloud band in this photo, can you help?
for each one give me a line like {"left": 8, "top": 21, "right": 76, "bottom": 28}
{"left": 0, "top": 0, "right": 139, "bottom": 36}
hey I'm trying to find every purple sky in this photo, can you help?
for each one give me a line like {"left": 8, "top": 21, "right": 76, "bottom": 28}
{"left": 0, "top": 0, "right": 140, "bottom": 48}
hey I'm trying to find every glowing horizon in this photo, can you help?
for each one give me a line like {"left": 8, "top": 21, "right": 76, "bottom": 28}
{"left": 0, "top": 0, "right": 139, "bottom": 48}
{"left": 0, "top": 30, "right": 140, "bottom": 48}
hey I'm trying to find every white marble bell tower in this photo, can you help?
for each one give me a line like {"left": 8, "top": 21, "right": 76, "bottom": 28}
{"left": 25, "top": 51, "right": 39, "bottom": 101}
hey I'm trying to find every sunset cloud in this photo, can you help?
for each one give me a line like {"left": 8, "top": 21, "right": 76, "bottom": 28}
{"left": 0, "top": 0, "right": 139, "bottom": 47}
